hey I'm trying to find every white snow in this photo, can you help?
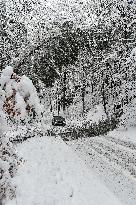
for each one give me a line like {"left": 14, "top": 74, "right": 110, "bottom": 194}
{"left": 68, "top": 127, "right": 136, "bottom": 205}
{"left": 17, "top": 75, "right": 35, "bottom": 98}
{"left": 5, "top": 81, "right": 14, "bottom": 98}
{"left": 109, "top": 127, "right": 136, "bottom": 144}
{"left": 0, "top": 66, "right": 13, "bottom": 88}
{"left": 17, "top": 75, "right": 43, "bottom": 117}
{"left": 6, "top": 136, "right": 122, "bottom": 205}
{"left": 2, "top": 66, "right": 13, "bottom": 77}
{"left": 0, "top": 66, "right": 42, "bottom": 118}
{"left": 15, "top": 92, "right": 27, "bottom": 118}
{"left": 86, "top": 104, "right": 107, "bottom": 123}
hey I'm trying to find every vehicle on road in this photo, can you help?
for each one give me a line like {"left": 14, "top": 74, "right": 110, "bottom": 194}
{"left": 52, "top": 116, "right": 66, "bottom": 126}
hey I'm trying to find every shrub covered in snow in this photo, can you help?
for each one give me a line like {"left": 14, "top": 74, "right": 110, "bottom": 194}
{"left": 0, "top": 65, "right": 42, "bottom": 203}
{"left": 0, "top": 113, "right": 20, "bottom": 203}
{"left": 0, "top": 66, "right": 43, "bottom": 121}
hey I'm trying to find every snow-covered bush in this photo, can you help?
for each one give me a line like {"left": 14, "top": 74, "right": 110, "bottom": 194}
{"left": 0, "top": 112, "right": 20, "bottom": 203}
{"left": 0, "top": 66, "right": 43, "bottom": 122}
{"left": 0, "top": 65, "right": 42, "bottom": 203}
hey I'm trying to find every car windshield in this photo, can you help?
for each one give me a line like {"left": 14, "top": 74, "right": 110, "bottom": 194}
{"left": 54, "top": 116, "right": 63, "bottom": 119}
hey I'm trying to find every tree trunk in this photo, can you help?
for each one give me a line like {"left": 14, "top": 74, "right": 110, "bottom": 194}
{"left": 81, "top": 86, "right": 85, "bottom": 115}
{"left": 58, "top": 98, "right": 61, "bottom": 115}
{"left": 101, "top": 81, "right": 108, "bottom": 117}
{"left": 62, "top": 70, "right": 67, "bottom": 111}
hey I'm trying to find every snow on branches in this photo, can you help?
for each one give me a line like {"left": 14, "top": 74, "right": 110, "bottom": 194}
{"left": 0, "top": 65, "right": 42, "bottom": 120}
{"left": 0, "top": 65, "right": 42, "bottom": 203}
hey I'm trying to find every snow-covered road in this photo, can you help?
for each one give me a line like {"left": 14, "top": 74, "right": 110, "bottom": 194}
{"left": 68, "top": 129, "right": 136, "bottom": 205}
{"left": 6, "top": 136, "right": 122, "bottom": 205}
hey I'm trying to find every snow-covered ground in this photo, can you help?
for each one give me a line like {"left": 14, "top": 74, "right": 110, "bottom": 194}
{"left": 68, "top": 127, "right": 136, "bottom": 205}
{"left": 6, "top": 136, "right": 122, "bottom": 205}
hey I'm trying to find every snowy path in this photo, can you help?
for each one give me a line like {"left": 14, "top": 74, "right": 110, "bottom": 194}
{"left": 7, "top": 136, "right": 122, "bottom": 205}
{"left": 68, "top": 130, "right": 136, "bottom": 205}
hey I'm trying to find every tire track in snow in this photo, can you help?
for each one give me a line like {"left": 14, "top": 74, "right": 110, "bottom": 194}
{"left": 90, "top": 137, "right": 136, "bottom": 177}
{"left": 103, "top": 136, "right": 136, "bottom": 151}
{"left": 68, "top": 135, "right": 136, "bottom": 205}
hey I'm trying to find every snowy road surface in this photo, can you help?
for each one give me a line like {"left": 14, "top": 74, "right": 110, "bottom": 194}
{"left": 68, "top": 128, "right": 136, "bottom": 205}
{"left": 6, "top": 136, "right": 122, "bottom": 205}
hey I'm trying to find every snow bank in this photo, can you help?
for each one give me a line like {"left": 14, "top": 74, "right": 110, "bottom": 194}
{"left": 6, "top": 136, "right": 122, "bottom": 205}
{"left": 109, "top": 127, "right": 136, "bottom": 144}
{"left": 66, "top": 104, "right": 107, "bottom": 127}
{"left": 119, "top": 98, "right": 136, "bottom": 128}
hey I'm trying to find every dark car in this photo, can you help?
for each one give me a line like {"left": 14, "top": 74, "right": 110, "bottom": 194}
{"left": 52, "top": 116, "right": 66, "bottom": 126}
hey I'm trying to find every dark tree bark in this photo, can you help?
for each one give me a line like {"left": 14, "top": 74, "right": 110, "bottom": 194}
{"left": 101, "top": 81, "right": 108, "bottom": 117}
{"left": 81, "top": 85, "right": 85, "bottom": 115}
{"left": 58, "top": 99, "right": 61, "bottom": 115}
{"left": 62, "top": 71, "right": 67, "bottom": 111}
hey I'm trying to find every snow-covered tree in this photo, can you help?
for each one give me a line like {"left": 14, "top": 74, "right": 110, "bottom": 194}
{"left": 0, "top": 64, "right": 43, "bottom": 203}
{"left": 0, "top": 66, "right": 43, "bottom": 121}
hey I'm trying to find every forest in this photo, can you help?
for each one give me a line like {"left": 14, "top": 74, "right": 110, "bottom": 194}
{"left": 0, "top": 0, "right": 136, "bottom": 205}
{"left": 0, "top": 0, "right": 135, "bottom": 122}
